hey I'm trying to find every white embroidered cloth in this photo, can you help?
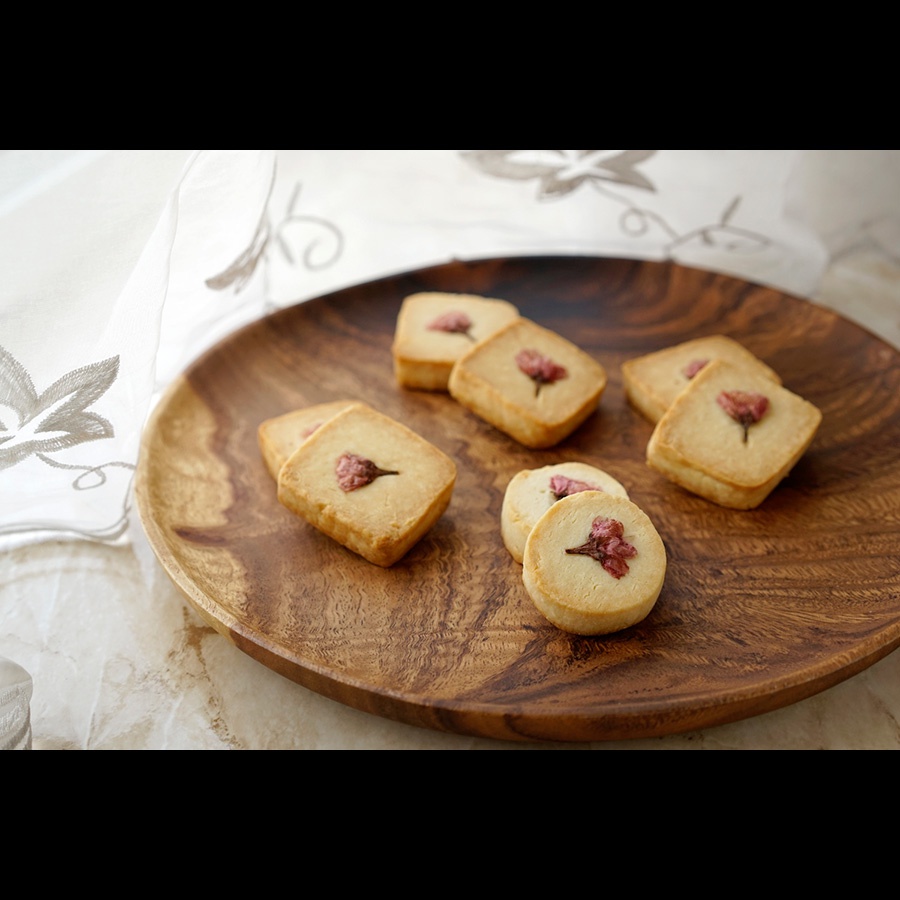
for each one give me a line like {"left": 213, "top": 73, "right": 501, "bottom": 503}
{"left": 3, "top": 149, "right": 899, "bottom": 550}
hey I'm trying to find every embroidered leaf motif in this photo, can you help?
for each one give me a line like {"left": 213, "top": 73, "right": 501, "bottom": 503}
{"left": 566, "top": 516, "right": 637, "bottom": 580}
{"left": 461, "top": 150, "right": 657, "bottom": 199}
{"left": 205, "top": 217, "right": 271, "bottom": 294}
{"left": 206, "top": 163, "right": 275, "bottom": 294}
{"left": 0, "top": 346, "right": 119, "bottom": 472}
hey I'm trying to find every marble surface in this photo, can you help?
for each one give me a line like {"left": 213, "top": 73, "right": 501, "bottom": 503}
{"left": 0, "top": 245, "right": 895, "bottom": 750}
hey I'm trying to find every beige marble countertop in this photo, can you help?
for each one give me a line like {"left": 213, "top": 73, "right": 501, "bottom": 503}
{"left": 0, "top": 245, "right": 896, "bottom": 750}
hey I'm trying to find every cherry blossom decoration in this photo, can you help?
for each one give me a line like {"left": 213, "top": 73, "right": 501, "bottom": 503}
{"left": 683, "top": 359, "right": 709, "bottom": 380}
{"left": 550, "top": 475, "right": 603, "bottom": 501}
{"left": 516, "top": 348, "right": 568, "bottom": 397}
{"left": 717, "top": 390, "right": 770, "bottom": 443}
{"left": 428, "top": 311, "right": 476, "bottom": 342}
{"left": 336, "top": 453, "right": 399, "bottom": 492}
{"left": 0, "top": 345, "right": 124, "bottom": 483}
{"left": 566, "top": 517, "right": 637, "bottom": 580}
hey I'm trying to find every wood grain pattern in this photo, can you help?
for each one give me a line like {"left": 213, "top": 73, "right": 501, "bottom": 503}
{"left": 134, "top": 256, "right": 900, "bottom": 743}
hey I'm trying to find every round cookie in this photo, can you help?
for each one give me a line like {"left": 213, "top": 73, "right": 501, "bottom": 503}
{"left": 522, "top": 492, "right": 666, "bottom": 636}
{"left": 501, "top": 462, "right": 629, "bottom": 564}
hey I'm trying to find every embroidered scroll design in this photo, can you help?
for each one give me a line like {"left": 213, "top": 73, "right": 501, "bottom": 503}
{"left": 460, "top": 149, "right": 771, "bottom": 257}
{"left": 206, "top": 168, "right": 344, "bottom": 296}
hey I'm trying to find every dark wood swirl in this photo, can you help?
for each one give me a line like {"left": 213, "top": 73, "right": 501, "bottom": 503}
{"left": 135, "top": 257, "right": 900, "bottom": 743}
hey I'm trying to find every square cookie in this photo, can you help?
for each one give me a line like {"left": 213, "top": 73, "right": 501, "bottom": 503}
{"left": 392, "top": 292, "right": 520, "bottom": 391}
{"left": 646, "top": 359, "right": 822, "bottom": 509}
{"left": 623, "top": 334, "right": 782, "bottom": 424}
{"left": 277, "top": 403, "right": 457, "bottom": 567}
{"left": 448, "top": 317, "right": 607, "bottom": 449}
{"left": 258, "top": 400, "right": 359, "bottom": 481}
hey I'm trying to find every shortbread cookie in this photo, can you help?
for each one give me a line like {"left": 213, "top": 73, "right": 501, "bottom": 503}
{"left": 258, "top": 400, "right": 359, "bottom": 481}
{"left": 501, "top": 462, "right": 630, "bottom": 564}
{"left": 392, "top": 292, "right": 520, "bottom": 391}
{"left": 646, "top": 359, "right": 822, "bottom": 510}
{"left": 448, "top": 317, "right": 607, "bottom": 449}
{"left": 623, "top": 334, "right": 782, "bottom": 424}
{"left": 522, "top": 492, "right": 667, "bottom": 636}
{"left": 277, "top": 403, "right": 457, "bottom": 567}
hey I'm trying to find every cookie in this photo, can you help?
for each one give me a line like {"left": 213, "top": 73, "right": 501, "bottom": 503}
{"left": 392, "top": 292, "right": 520, "bottom": 391}
{"left": 277, "top": 403, "right": 457, "bottom": 567}
{"left": 623, "top": 334, "right": 782, "bottom": 424}
{"left": 448, "top": 317, "right": 607, "bottom": 449}
{"left": 501, "top": 462, "right": 630, "bottom": 564}
{"left": 522, "top": 492, "right": 667, "bottom": 636}
{"left": 646, "top": 358, "right": 822, "bottom": 509}
{"left": 258, "top": 400, "right": 360, "bottom": 481}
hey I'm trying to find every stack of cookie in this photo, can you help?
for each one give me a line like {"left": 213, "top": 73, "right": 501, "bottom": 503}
{"left": 623, "top": 335, "right": 822, "bottom": 511}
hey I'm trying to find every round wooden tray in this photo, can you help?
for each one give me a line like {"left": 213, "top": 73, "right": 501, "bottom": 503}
{"left": 134, "top": 256, "right": 900, "bottom": 743}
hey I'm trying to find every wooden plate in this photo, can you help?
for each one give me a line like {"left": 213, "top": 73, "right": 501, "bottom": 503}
{"left": 134, "top": 256, "right": 900, "bottom": 743}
